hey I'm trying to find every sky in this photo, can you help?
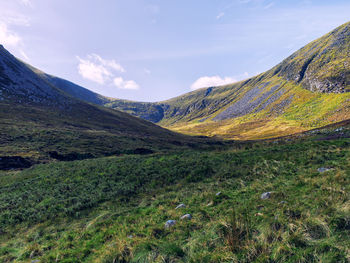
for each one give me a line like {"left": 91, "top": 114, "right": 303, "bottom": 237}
{"left": 0, "top": 0, "right": 350, "bottom": 102}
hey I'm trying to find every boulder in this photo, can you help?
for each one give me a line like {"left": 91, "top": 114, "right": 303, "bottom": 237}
{"left": 180, "top": 214, "right": 192, "bottom": 220}
{"left": 261, "top": 192, "right": 271, "bottom": 200}
{"left": 165, "top": 220, "right": 176, "bottom": 228}
{"left": 175, "top": 204, "right": 186, "bottom": 209}
{"left": 317, "top": 167, "right": 331, "bottom": 173}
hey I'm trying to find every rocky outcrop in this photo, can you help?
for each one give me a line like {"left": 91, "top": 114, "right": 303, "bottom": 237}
{"left": 274, "top": 22, "right": 350, "bottom": 93}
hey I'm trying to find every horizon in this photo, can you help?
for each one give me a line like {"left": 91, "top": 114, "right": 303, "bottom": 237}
{"left": 1, "top": 0, "right": 350, "bottom": 102}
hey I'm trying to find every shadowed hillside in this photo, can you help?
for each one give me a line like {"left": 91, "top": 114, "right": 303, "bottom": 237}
{"left": 0, "top": 45, "right": 211, "bottom": 166}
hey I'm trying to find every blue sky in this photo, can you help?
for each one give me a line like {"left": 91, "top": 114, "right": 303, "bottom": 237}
{"left": 1, "top": 0, "right": 350, "bottom": 102}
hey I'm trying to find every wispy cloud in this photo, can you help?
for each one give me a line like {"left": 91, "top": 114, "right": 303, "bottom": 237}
{"left": 190, "top": 72, "right": 250, "bottom": 90}
{"left": 0, "top": 23, "right": 21, "bottom": 46}
{"left": 190, "top": 76, "right": 237, "bottom": 90}
{"left": 216, "top": 12, "right": 225, "bottom": 20}
{"left": 91, "top": 54, "right": 125, "bottom": 73}
{"left": 264, "top": 2, "right": 275, "bottom": 9}
{"left": 0, "top": 1, "right": 31, "bottom": 61}
{"left": 76, "top": 54, "right": 125, "bottom": 84}
{"left": 77, "top": 54, "right": 139, "bottom": 90}
{"left": 19, "top": 0, "right": 32, "bottom": 7}
{"left": 147, "top": 4, "right": 160, "bottom": 15}
{"left": 114, "top": 77, "right": 140, "bottom": 90}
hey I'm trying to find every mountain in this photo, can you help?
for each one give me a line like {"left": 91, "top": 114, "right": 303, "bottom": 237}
{"left": 106, "top": 21, "right": 350, "bottom": 140}
{"left": 0, "top": 45, "right": 209, "bottom": 166}
{"left": 40, "top": 73, "right": 113, "bottom": 105}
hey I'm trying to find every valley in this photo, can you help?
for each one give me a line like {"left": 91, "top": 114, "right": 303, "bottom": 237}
{"left": 0, "top": 18, "right": 349, "bottom": 263}
{"left": 106, "top": 22, "right": 350, "bottom": 140}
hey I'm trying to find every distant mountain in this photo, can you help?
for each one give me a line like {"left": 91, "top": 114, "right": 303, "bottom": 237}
{"left": 0, "top": 45, "right": 207, "bottom": 165}
{"left": 106, "top": 22, "right": 350, "bottom": 140}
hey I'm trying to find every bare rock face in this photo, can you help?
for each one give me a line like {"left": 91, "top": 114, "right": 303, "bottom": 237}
{"left": 274, "top": 22, "right": 350, "bottom": 93}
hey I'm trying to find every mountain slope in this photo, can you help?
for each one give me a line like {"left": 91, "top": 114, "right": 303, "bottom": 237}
{"left": 106, "top": 21, "right": 350, "bottom": 140}
{"left": 0, "top": 45, "right": 209, "bottom": 165}
{"left": 42, "top": 74, "right": 112, "bottom": 105}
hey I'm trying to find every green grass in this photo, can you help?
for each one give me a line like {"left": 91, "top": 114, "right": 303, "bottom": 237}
{"left": 1, "top": 126, "right": 350, "bottom": 262}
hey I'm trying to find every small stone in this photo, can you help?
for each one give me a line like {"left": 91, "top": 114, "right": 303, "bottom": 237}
{"left": 127, "top": 235, "right": 133, "bottom": 238}
{"left": 207, "top": 202, "right": 213, "bottom": 207}
{"left": 261, "top": 192, "right": 271, "bottom": 200}
{"left": 175, "top": 204, "right": 186, "bottom": 209}
{"left": 317, "top": 167, "right": 331, "bottom": 173}
{"left": 279, "top": 201, "right": 287, "bottom": 204}
{"left": 180, "top": 214, "right": 192, "bottom": 220}
{"left": 31, "top": 261, "right": 40, "bottom": 263}
{"left": 165, "top": 220, "right": 176, "bottom": 228}
{"left": 216, "top": 192, "right": 222, "bottom": 196}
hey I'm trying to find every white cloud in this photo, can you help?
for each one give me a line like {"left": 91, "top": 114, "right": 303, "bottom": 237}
{"left": 19, "top": 0, "right": 32, "bottom": 7}
{"left": 91, "top": 54, "right": 125, "bottom": 73}
{"left": 77, "top": 54, "right": 139, "bottom": 90}
{"left": 77, "top": 54, "right": 125, "bottom": 84}
{"left": 190, "top": 76, "right": 237, "bottom": 90}
{"left": 216, "top": 12, "right": 225, "bottom": 19}
{"left": 114, "top": 77, "right": 140, "bottom": 90}
{"left": 0, "top": 1, "right": 32, "bottom": 61}
{"left": 190, "top": 72, "right": 251, "bottom": 91}
{"left": 0, "top": 23, "right": 21, "bottom": 46}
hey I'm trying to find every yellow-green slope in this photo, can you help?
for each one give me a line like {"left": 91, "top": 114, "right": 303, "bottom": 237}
{"left": 107, "top": 21, "right": 350, "bottom": 140}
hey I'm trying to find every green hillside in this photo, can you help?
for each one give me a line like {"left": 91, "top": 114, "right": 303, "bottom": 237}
{"left": 1, "top": 123, "right": 349, "bottom": 262}
{"left": 106, "top": 22, "right": 350, "bottom": 140}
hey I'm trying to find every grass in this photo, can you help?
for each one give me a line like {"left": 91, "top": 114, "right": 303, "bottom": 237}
{"left": 0, "top": 101, "right": 213, "bottom": 163}
{"left": 1, "top": 124, "right": 349, "bottom": 262}
{"left": 169, "top": 81, "right": 350, "bottom": 140}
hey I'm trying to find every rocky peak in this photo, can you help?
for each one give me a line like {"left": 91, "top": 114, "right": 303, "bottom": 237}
{"left": 273, "top": 21, "right": 350, "bottom": 93}
{"left": 0, "top": 45, "right": 72, "bottom": 107}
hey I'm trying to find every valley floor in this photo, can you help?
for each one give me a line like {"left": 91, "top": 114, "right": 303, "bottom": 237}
{"left": 0, "top": 125, "right": 350, "bottom": 262}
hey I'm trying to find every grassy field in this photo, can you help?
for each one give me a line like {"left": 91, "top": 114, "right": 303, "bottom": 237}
{"left": 1, "top": 124, "right": 349, "bottom": 262}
